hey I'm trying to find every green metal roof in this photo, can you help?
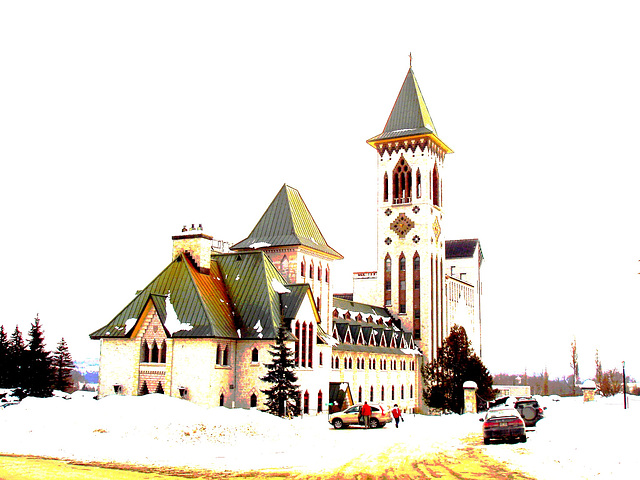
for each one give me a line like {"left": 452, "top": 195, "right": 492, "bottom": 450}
{"left": 367, "top": 68, "right": 451, "bottom": 153}
{"left": 333, "top": 297, "right": 391, "bottom": 319}
{"left": 232, "top": 184, "right": 342, "bottom": 259}
{"left": 214, "top": 250, "right": 288, "bottom": 340}
{"left": 89, "top": 253, "right": 236, "bottom": 339}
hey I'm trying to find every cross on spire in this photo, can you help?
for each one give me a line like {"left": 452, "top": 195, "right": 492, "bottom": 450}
{"left": 409, "top": 52, "right": 412, "bottom": 68}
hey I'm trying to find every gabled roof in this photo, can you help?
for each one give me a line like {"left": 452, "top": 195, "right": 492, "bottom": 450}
{"left": 232, "top": 184, "right": 342, "bottom": 259}
{"left": 90, "top": 253, "right": 236, "bottom": 339}
{"left": 367, "top": 68, "right": 452, "bottom": 153}
{"left": 445, "top": 239, "right": 483, "bottom": 263}
{"left": 214, "top": 251, "right": 289, "bottom": 340}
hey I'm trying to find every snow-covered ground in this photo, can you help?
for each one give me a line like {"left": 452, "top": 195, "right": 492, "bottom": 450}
{"left": 0, "top": 391, "right": 637, "bottom": 478}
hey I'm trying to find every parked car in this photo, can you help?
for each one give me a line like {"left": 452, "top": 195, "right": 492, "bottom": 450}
{"left": 513, "top": 397, "right": 545, "bottom": 427}
{"left": 328, "top": 403, "right": 391, "bottom": 429}
{"left": 481, "top": 407, "right": 526, "bottom": 444}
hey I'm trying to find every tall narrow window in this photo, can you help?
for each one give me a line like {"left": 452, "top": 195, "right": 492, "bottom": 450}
{"left": 384, "top": 254, "right": 392, "bottom": 307}
{"left": 416, "top": 169, "right": 422, "bottom": 198}
{"left": 318, "top": 391, "right": 323, "bottom": 413}
{"left": 220, "top": 393, "right": 225, "bottom": 406}
{"left": 280, "top": 256, "right": 289, "bottom": 282}
{"left": 399, "top": 253, "right": 406, "bottom": 314}
{"left": 151, "top": 341, "right": 159, "bottom": 363}
{"left": 325, "top": 267, "right": 330, "bottom": 283}
{"left": 251, "top": 347, "right": 259, "bottom": 362}
{"left": 413, "top": 252, "right": 421, "bottom": 338}
{"left": 222, "top": 346, "right": 228, "bottom": 366}
{"left": 383, "top": 172, "right": 389, "bottom": 202}
{"left": 250, "top": 393, "right": 257, "bottom": 408}
{"left": 308, "top": 323, "right": 313, "bottom": 368}
{"left": 358, "top": 386, "right": 363, "bottom": 403}
{"left": 142, "top": 341, "right": 150, "bottom": 363}
{"left": 294, "top": 321, "right": 300, "bottom": 366}
{"left": 303, "top": 390, "right": 309, "bottom": 415}
{"left": 381, "top": 385, "right": 385, "bottom": 401}
{"left": 392, "top": 157, "right": 412, "bottom": 204}
{"left": 160, "top": 340, "right": 166, "bottom": 363}
{"left": 433, "top": 164, "right": 440, "bottom": 207}
{"left": 301, "top": 323, "right": 307, "bottom": 368}
{"left": 370, "top": 386, "right": 374, "bottom": 402}
{"left": 301, "top": 259, "right": 305, "bottom": 277}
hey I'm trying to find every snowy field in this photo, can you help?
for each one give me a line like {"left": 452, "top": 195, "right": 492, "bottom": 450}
{"left": 0, "top": 391, "right": 637, "bottom": 478}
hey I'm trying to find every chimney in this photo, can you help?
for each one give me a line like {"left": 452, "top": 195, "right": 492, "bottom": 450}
{"left": 172, "top": 224, "right": 213, "bottom": 272}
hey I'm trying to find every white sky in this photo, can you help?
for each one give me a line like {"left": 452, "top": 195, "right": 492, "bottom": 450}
{"left": 1, "top": 1, "right": 639, "bottom": 381}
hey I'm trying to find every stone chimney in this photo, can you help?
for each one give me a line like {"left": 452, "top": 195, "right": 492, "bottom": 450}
{"left": 172, "top": 224, "right": 213, "bottom": 272}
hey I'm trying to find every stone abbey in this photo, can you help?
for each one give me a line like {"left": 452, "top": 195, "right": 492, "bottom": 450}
{"left": 90, "top": 66, "right": 483, "bottom": 414}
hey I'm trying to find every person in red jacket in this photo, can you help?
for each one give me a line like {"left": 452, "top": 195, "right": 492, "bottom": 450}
{"left": 391, "top": 404, "right": 403, "bottom": 428}
{"left": 361, "top": 401, "right": 372, "bottom": 428}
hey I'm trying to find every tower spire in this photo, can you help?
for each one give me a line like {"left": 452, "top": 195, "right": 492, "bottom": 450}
{"left": 409, "top": 52, "right": 412, "bottom": 68}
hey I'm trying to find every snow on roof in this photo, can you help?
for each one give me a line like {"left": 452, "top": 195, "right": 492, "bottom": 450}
{"left": 164, "top": 292, "right": 193, "bottom": 334}
{"left": 271, "top": 278, "right": 291, "bottom": 294}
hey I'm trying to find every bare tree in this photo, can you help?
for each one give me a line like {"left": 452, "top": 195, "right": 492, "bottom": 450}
{"left": 570, "top": 337, "right": 579, "bottom": 395}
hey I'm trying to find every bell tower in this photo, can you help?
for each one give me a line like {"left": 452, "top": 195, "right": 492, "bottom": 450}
{"left": 367, "top": 66, "right": 453, "bottom": 361}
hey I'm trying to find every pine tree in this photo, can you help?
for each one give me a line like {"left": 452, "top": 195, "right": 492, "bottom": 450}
{"left": 51, "top": 337, "right": 75, "bottom": 393}
{"left": 8, "top": 326, "right": 26, "bottom": 390}
{"left": 260, "top": 322, "right": 300, "bottom": 417}
{"left": 0, "top": 326, "right": 9, "bottom": 387}
{"left": 422, "top": 325, "right": 495, "bottom": 414}
{"left": 23, "top": 316, "right": 53, "bottom": 397}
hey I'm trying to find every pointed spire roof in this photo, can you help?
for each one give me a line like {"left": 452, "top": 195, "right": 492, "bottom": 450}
{"left": 232, "top": 184, "right": 342, "bottom": 259}
{"left": 368, "top": 67, "right": 452, "bottom": 153}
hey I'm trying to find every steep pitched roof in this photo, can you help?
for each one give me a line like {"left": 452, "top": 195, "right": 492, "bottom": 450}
{"left": 367, "top": 68, "right": 452, "bottom": 153}
{"left": 232, "top": 184, "right": 342, "bottom": 259}
{"left": 214, "top": 251, "right": 289, "bottom": 340}
{"left": 90, "top": 253, "right": 236, "bottom": 339}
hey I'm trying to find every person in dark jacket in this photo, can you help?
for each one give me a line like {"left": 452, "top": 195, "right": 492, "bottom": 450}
{"left": 361, "top": 401, "right": 372, "bottom": 428}
{"left": 391, "top": 404, "right": 403, "bottom": 428}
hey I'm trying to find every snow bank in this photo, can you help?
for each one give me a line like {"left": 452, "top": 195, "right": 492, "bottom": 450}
{"left": 0, "top": 393, "right": 638, "bottom": 477}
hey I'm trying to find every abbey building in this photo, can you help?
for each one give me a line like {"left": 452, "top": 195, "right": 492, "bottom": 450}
{"left": 90, "top": 66, "right": 483, "bottom": 414}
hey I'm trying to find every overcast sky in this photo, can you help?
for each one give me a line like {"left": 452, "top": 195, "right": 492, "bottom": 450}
{"left": 1, "top": 1, "right": 638, "bottom": 381}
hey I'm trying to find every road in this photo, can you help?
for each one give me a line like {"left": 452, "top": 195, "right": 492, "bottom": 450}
{"left": 0, "top": 434, "right": 535, "bottom": 480}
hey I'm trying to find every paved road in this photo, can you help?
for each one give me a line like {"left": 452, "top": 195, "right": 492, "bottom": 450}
{"left": 0, "top": 434, "right": 536, "bottom": 479}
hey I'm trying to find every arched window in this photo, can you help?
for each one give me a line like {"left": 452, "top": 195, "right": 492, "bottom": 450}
{"left": 222, "top": 346, "right": 228, "bottom": 366}
{"left": 432, "top": 164, "right": 440, "bottom": 207}
{"left": 384, "top": 254, "right": 392, "bottom": 307}
{"left": 142, "top": 341, "right": 150, "bottom": 363}
{"left": 348, "top": 357, "right": 353, "bottom": 369}
{"left": 383, "top": 172, "right": 389, "bottom": 202}
{"left": 401, "top": 385, "right": 405, "bottom": 399}
{"left": 381, "top": 385, "right": 385, "bottom": 401}
{"left": 151, "top": 341, "right": 159, "bottom": 363}
{"left": 301, "top": 323, "right": 307, "bottom": 368}
{"left": 294, "top": 321, "right": 300, "bottom": 366}
{"left": 280, "top": 256, "right": 289, "bottom": 281}
{"left": 160, "top": 340, "right": 166, "bottom": 363}
{"left": 358, "top": 386, "right": 363, "bottom": 403}
{"left": 410, "top": 385, "right": 414, "bottom": 398}
{"left": 318, "top": 265, "right": 322, "bottom": 281}
{"left": 416, "top": 169, "right": 422, "bottom": 198}
{"left": 216, "top": 344, "right": 222, "bottom": 365}
{"left": 301, "top": 259, "right": 306, "bottom": 277}
{"left": 319, "top": 351, "right": 323, "bottom": 366}
{"left": 303, "top": 391, "right": 310, "bottom": 415}
{"left": 392, "top": 157, "right": 412, "bottom": 204}
{"left": 309, "top": 261, "right": 314, "bottom": 279}
{"left": 399, "top": 253, "right": 406, "bottom": 314}
{"left": 370, "top": 386, "right": 374, "bottom": 402}
{"left": 250, "top": 393, "right": 257, "bottom": 408}
{"left": 344, "top": 357, "right": 349, "bottom": 369}
{"left": 220, "top": 393, "right": 225, "bottom": 406}
{"left": 308, "top": 323, "right": 313, "bottom": 368}
{"left": 325, "top": 267, "right": 330, "bottom": 283}
{"left": 392, "top": 385, "right": 395, "bottom": 400}
{"left": 251, "top": 347, "right": 259, "bottom": 362}
{"left": 318, "top": 390, "right": 323, "bottom": 413}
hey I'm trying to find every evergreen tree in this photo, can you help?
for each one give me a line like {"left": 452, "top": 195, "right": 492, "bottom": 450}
{"left": 23, "top": 316, "right": 53, "bottom": 397}
{"left": 422, "top": 325, "right": 495, "bottom": 414}
{"left": 8, "top": 326, "right": 26, "bottom": 389}
{"left": 260, "top": 322, "right": 300, "bottom": 417}
{"left": 0, "top": 326, "right": 9, "bottom": 387}
{"left": 51, "top": 337, "right": 75, "bottom": 393}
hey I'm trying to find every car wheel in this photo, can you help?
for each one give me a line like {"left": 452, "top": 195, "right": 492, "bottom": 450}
{"left": 483, "top": 438, "right": 490, "bottom": 445}
{"left": 370, "top": 418, "right": 380, "bottom": 428}
{"left": 332, "top": 418, "right": 344, "bottom": 429}
{"left": 520, "top": 435, "right": 527, "bottom": 443}
{"left": 520, "top": 406, "right": 537, "bottom": 422}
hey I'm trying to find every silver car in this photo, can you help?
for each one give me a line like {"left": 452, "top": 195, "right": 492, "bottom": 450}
{"left": 328, "top": 403, "right": 391, "bottom": 429}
